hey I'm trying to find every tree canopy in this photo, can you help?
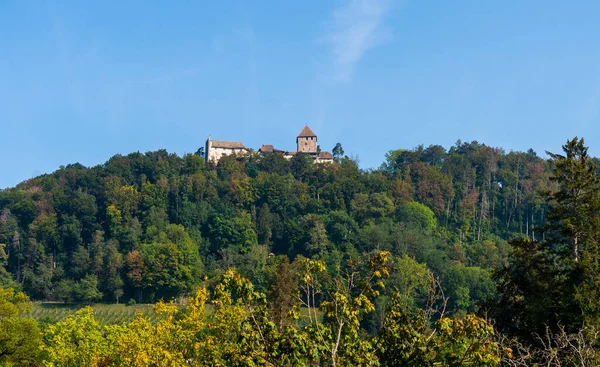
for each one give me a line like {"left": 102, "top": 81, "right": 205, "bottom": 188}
{"left": 2, "top": 137, "right": 600, "bottom": 365}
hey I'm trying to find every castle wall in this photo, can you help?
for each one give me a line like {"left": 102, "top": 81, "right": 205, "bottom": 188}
{"left": 314, "top": 155, "right": 333, "bottom": 163}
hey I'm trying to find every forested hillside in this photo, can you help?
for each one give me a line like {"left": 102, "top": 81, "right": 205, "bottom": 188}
{"left": 0, "top": 141, "right": 554, "bottom": 309}
{"left": 3, "top": 138, "right": 600, "bottom": 366}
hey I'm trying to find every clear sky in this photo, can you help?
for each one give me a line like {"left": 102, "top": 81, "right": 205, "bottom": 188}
{"left": 2, "top": 1, "right": 600, "bottom": 189}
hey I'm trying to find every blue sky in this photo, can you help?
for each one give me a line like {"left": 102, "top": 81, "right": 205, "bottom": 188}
{"left": 2, "top": 1, "right": 600, "bottom": 188}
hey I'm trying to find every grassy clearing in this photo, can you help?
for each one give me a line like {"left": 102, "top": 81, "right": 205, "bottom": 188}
{"left": 29, "top": 303, "right": 156, "bottom": 325}
{"left": 29, "top": 302, "right": 317, "bottom": 327}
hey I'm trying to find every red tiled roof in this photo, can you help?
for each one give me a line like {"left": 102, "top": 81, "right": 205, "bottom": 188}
{"left": 297, "top": 125, "right": 317, "bottom": 137}
{"left": 260, "top": 145, "right": 286, "bottom": 154}
{"left": 259, "top": 144, "right": 275, "bottom": 153}
{"left": 318, "top": 152, "right": 334, "bottom": 159}
{"left": 210, "top": 140, "right": 246, "bottom": 149}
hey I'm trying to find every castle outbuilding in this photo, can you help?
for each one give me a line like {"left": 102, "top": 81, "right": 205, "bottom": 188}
{"left": 205, "top": 138, "right": 247, "bottom": 163}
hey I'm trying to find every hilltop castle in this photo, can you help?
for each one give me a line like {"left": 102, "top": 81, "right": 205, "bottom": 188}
{"left": 205, "top": 125, "right": 333, "bottom": 163}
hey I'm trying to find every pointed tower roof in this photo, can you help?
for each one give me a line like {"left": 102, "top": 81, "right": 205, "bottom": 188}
{"left": 297, "top": 125, "right": 317, "bottom": 138}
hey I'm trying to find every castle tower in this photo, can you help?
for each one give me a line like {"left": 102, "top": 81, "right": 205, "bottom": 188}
{"left": 297, "top": 125, "right": 317, "bottom": 153}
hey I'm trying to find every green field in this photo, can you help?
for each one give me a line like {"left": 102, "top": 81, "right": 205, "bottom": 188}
{"left": 29, "top": 302, "right": 317, "bottom": 327}
{"left": 29, "top": 303, "right": 156, "bottom": 325}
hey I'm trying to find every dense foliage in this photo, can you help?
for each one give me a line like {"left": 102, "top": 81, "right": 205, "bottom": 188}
{"left": 0, "top": 141, "right": 553, "bottom": 309}
{"left": 0, "top": 256, "right": 506, "bottom": 366}
{"left": 2, "top": 138, "right": 600, "bottom": 365}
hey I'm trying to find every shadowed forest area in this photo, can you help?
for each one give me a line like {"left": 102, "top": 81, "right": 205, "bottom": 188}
{"left": 2, "top": 137, "right": 600, "bottom": 366}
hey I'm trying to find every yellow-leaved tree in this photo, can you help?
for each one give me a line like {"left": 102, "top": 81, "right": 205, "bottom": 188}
{"left": 0, "top": 287, "right": 43, "bottom": 366}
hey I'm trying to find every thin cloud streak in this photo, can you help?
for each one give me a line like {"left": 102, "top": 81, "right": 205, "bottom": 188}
{"left": 324, "top": 0, "right": 391, "bottom": 82}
